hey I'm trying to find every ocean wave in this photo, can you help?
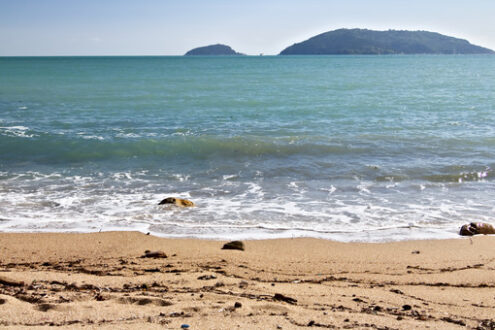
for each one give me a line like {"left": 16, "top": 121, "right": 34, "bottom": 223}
{"left": 423, "top": 168, "right": 492, "bottom": 183}
{"left": 0, "top": 126, "right": 36, "bottom": 138}
{"left": 0, "top": 167, "right": 493, "bottom": 242}
{"left": 0, "top": 134, "right": 368, "bottom": 163}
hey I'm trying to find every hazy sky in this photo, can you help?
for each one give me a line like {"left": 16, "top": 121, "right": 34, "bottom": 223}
{"left": 1, "top": 0, "right": 495, "bottom": 56}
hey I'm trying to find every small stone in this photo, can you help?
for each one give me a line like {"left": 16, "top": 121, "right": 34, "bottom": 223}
{"left": 273, "top": 293, "right": 297, "bottom": 305}
{"left": 181, "top": 324, "right": 190, "bottom": 329}
{"left": 308, "top": 320, "right": 315, "bottom": 326}
{"left": 402, "top": 304, "right": 412, "bottom": 311}
{"left": 234, "top": 302, "right": 242, "bottom": 308}
{"left": 222, "top": 241, "right": 244, "bottom": 251}
{"left": 141, "top": 250, "right": 167, "bottom": 258}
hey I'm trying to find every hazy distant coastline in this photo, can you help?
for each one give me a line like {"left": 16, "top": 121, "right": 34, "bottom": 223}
{"left": 185, "top": 28, "right": 494, "bottom": 56}
{"left": 185, "top": 44, "right": 244, "bottom": 56}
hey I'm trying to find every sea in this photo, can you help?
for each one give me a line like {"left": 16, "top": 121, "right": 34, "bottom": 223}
{"left": 1, "top": 55, "right": 494, "bottom": 242}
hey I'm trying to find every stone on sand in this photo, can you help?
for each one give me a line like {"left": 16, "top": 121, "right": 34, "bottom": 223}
{"left": 221, "top": 241, "right": 245, "bottom": 251}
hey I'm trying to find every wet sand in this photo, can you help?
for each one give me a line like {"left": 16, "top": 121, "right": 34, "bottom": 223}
{"left": 0, "top": 232, "right": 494, "bottom": 329}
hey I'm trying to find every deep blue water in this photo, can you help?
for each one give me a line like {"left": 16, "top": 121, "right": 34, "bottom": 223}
{"left": 1, "top": 55, "right": 494, "bottom": 241}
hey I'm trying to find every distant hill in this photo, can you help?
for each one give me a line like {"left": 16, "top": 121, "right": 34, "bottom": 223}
{"left": 185, "top": 44, "right": 244, "bottom": 56}
{"left": 279, "top": 29, "right": 494, "bottom": 55}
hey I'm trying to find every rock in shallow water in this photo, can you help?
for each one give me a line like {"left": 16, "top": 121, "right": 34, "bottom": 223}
{"left": 459, "top": 222, "right": 495, "bottom": 236}
{"left": 158, "top": 197, "right": 194, "bottom": 207}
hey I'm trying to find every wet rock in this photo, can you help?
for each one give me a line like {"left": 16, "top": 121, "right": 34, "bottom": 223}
{"left": 222, "top": 241, "right": 244, "bottom": 251}
{"left": 159, "top": 197, "right": 194, "bottom": 207}
{"left": 460, "top": 222, "right": 495, "bottom": 236}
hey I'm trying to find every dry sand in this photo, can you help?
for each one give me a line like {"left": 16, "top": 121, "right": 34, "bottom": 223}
{"left": 0, "top": 231, "right": 494, "bottom": 329}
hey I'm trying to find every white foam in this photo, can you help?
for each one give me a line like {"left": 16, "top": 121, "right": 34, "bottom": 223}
{"left": 321, "top": 185, "right": 337, "bottom": 194}
{"left": 1, "top": 169, "right": 494, "bottom": 242}
{"left": 0, "top": 126, "right": 35, "bottom": 138}
{"left": 172, "top": 174, "right": 190, "bottom": 182}
{"left": 81, "top": 135, "right": 104, "bottom": 140}
{"left": 116, "top": 133, "right": 141, "bottom": 138}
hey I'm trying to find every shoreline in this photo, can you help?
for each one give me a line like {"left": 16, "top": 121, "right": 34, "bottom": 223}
{"left": 0, "top": 224, "right": 465, "bottom": 243}
{"left": 1, "top": 231, "right": 494, "bottom": 328}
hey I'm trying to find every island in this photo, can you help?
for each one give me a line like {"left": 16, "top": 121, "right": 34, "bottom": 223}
{"left": 279, "top": 29, "right": 494, "bottom": 55}
{"left": 185, "top": 44, "right": 244, "bottom": 56}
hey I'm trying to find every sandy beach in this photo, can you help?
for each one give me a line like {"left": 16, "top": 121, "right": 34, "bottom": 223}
{"left": 0, "top": 232, "right": 494, "bottom": 329}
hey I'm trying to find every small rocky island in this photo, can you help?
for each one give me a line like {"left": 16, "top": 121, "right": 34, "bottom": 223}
{"left": 279, "top": 29, "right": 494, "bottom": 55}
{"left": 185, "top": 44, "right": 244, "bottom": 56}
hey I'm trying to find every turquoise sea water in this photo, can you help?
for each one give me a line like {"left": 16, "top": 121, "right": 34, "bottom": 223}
{"left": 1, "top": 55, "right": 494, "bottom": 241}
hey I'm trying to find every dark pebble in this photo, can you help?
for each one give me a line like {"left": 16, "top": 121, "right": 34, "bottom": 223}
{"left": 222, "top": 241, "right": 244, "bottom": 251}
{"left": 273, "top": 293, "right": 297, "bottom": 304}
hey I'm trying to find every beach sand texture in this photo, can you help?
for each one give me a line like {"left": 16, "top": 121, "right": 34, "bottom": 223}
{"left": 1, "top": 232, "right": 494, "bottom": 329}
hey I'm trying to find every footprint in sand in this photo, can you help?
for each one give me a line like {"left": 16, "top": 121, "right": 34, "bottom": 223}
{"left": 34, "top": 303, "right": 71, "bottom": 312}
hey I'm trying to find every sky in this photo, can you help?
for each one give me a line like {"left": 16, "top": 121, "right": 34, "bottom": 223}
{"left": 1, "top": 0, "right": 495, "bottom": 56}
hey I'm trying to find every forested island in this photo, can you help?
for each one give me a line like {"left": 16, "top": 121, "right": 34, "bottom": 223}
{"left": 279, "top": 29, "right": 494, "bottom": 55}
{"left": 185, "top": 44, "right": 244, "bottom": 56}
